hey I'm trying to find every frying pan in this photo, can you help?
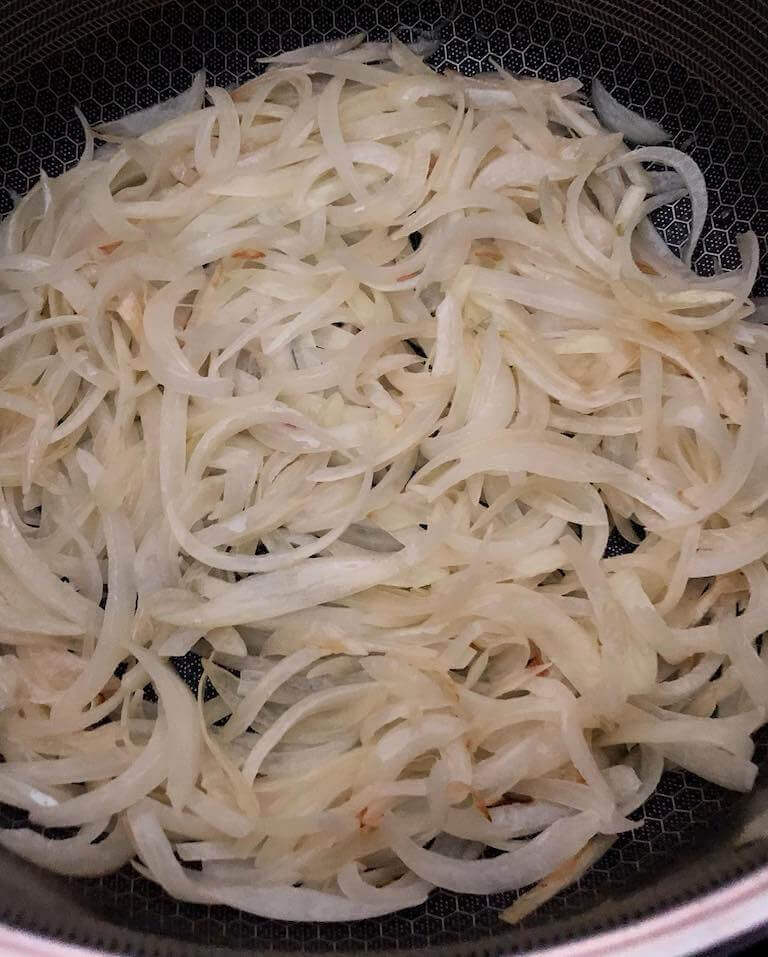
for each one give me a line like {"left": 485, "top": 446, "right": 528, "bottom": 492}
{"left": 1, "top": 1, "right": 768, "bottom": 953}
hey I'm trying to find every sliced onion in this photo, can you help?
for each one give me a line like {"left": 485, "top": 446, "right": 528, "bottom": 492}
{"left": 591, "top": 78, "right": 668, "bottom": 145}
{"left": 257, "top": 35, "right": 365, "bottom": 64}
{"left": 0, "top": 44, "right": 764, "bottom": 926}
{"left": 95, "top": 72, "right": 206, "bottom": 138}
{"left": 392, "top": 812, "right": 601, "bottom": 894}
{"left": 605, "top": 146, "right": 707, "bottom": 265}
{"left": 0, "top": 820, "right": 133, "bottom": 876}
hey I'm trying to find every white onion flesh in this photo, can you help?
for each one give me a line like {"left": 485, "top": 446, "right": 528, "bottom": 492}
{"left": 95, "top": 72, "right": 206, "bottom": 138}
{"left": 591, "top": 78, "right": 667, "bottom": 145}
{"left": 0, "top": 40, "right": 765, "bottom": 924}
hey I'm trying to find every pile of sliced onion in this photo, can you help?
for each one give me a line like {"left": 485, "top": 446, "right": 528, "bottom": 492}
{"left": 0, "top": 39, "right": 765, "bottom": 922}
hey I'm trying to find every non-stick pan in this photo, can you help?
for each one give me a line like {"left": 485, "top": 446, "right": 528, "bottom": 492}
{"left": 1, "top": 1, "right": 768, "bottom": 954}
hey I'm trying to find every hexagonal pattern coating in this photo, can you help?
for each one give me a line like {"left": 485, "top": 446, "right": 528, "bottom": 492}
{"left": 1, "top": 1, "right": 768, "bottom": 954}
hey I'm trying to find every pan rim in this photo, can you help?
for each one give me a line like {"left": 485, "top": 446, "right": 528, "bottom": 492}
{"left": 528, "top": 862, "right": 768, "bottom": 957}
{"left": 0, "top": 862, "right": 767, "bottom": 957}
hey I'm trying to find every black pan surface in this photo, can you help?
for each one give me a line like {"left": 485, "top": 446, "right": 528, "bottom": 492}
{"left": 1, "top": 2, "right": 768, "bottom": 953}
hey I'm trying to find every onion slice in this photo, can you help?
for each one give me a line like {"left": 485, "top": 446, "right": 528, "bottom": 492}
{"left": 591, "top": 78, "right": 668, "bottom": 145}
